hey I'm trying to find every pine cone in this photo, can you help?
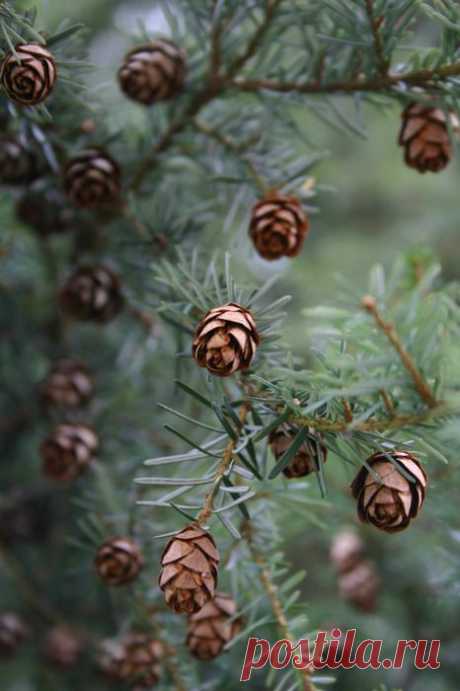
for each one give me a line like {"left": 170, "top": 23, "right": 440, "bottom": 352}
{"left": 40, "top": 424, "right": 99, "bottom": 482}
{"left": 95, "top": 537, "right": 144, "bottom": 586}
{"left": 97, "top": 638, "right": 127, "bottom": 680}
{"left": 118, "top": 633, "right": 163, "bottom": 688}
{"left": 42, "top": 359, "right": 93, "bottom": 408}
{"left": 192, "top": 303, "right": 259, "bottom": 377}
{"left": 249, "top": 193, "right": 309, "bottom": 260}
{"left": 186, "top": 592, "right": 241, "bottom": 661}
{"left": 159, "top": 523, "right": 220, "bottom": 614}
{"left": 16, "top": 188, "right": 76, "bottom": 235}
{"left": 119, "top": 39, "right": 186, "bottom": 105}
{"left": 63, "top": 148, "right": 121, "bottom": 208}
{"left": 351, "top": 451, "right": 427, "bottom": 533}
{"left": 269, "top": 426, "right": 327, "bottom": 478}
{"left": 330, "top": 530, "right": 364, "bottom": 574}
{"left": 0, "top": 137, "right": 36, "bottom": 184}
{"left": 59, "top": 265, "right": 124, "bottom": 323}
{"left": 44, "top": 626, "right": 83, "bottom": 667}
{"left": 399, "top": 102, "right": 453, "bottom": 173}
{"left": 0, "top": 613, "right": 28, "bottom": 656}
{"left": 0, "top": 44, "right": 57, "bottom": 106}
{"left": 338, "top": 560, "right": 380, "bottom": 613}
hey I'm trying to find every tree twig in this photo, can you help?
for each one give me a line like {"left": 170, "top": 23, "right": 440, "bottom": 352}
{"left": 364, "top": 0, "right": 388, "bottom": 76}
{"left": 361, "top": 295, "right": 438, "bottom": 408}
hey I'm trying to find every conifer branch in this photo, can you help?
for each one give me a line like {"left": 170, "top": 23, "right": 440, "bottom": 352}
{"left": 244, "top": 524, "right": 318, "bottom": 691}
{"left": 195, "top": 402, "right": 250, "bottom": 526}
{"left": 364, "top": 0, "right": 388, "bottom": 76}
{"left": 361, "top": 295, "right": 438, "bottom": 408}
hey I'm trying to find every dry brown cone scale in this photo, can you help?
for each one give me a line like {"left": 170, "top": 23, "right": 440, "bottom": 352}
{"left": 119, "top": 39, "right": 186, "bottom": 105}
{"left": 186, "top": 592, "right": 241, "bottom": 661}
{"left": 159, "top": 523, "right": 220, "bottom": 614}
{"left": 398, "top": 102, "right": 457, "bottom": 173}
{"left": 40, "top": 424, "right": 99, "bottom": 482}
{"left": 63, "top": 148, "right": 121, "bottom": 208}
{"left": 95, "top": 537, "right": 144, "bottom": 586}
{"left": 269, "top": 426, "right": 327, "bottom": 478}
{"left": 42, "top": 359, "right": 93, "bottom": 408}
{"left": 59, "top": 265, "right": 124, "bottom": 323}
{"left": 0, "top": 44, "right": 57, "bottom": 106}
{"left": 249, "top": 192, "right": 309, "bottom": 260}
{"left": 192, "top": 303, "right": 259, "bottom": 377}
{"left": 351, "top": 450, "right": 427, "bottom": 533}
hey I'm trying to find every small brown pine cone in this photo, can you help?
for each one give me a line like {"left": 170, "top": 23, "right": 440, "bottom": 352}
{"left": 351, "top": 451, "right": 427, "bottom": 533}
{"left": 119, "top": 39, "right": 186, "bottom": 105}
{"left": 249, "top": 193, "right": 309, "bottom": 260}
{"left": 186, "top": 592, "right": 241, "bottom": 661}
{"left": 0, "top": 44, "right": 57, "bottom": 106}
{"left": 269, "top": 426, "right": 327, "bottom": 478}
{"left": 0, "top": 613, "right": 28, "bottom": 656}
{"left": 42, "top": 359, "right": 93, "bottom": 408}
{"left": 16, "top": 188, "right": 76, "bottom": 235}
{"left": 192, "top": 303, "right": 259, "bottom": 377}
{"left": 338, "top": 560, "right": 380, "bottom": 613}
{"left": 159, "top": 523, "right": 220, "bottom": 615}
{"left": 63, "top": 148, "right": 121, "bottom": 208}
{"left": 59, "top": 265, "right": 124, "bottom": 323}
{"left": 118, "top": 633, "right": 163, "bottom": 688}
{"left": 44, "top": 626, "right": 83, "bottom": 667}
{"left": 97, "top": 638, "right": 127, "bottom": 680}
{"left": 95, "top": 537, "right": 144, "bottom": 586}
{"left": 329, "top": 530, "right": 364, "bottom": 574}
{"left": 399, "top": 102, "right": 453, "bottom": 173}
{"left": 40, "top": 424, "right": 98, "bottom": 482}
{"left": 0, "top": 137, "right": 36, "bottom": 184}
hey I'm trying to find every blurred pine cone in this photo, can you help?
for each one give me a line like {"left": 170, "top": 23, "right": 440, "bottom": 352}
{"left": 97, "top": 638, "right": 126, "bottom": 680}
{"left": 338, "top": 560, "right": 380, "bottom": 613}
{"left": 159, "top": 524, "right": 220, "bottom": 614}
{"left": 269, "top": 426, "right": 327, "bottom": 478}
{"left": 0, "top": 44, "right": 57, "bottom": 106}
{"left": 192, "top": 303, "right": 259, "bottom": 377}
{"left": 42, "top": 359, "right": 94, "bottom": 408}
{"left": 249, "top": 193, "right": 309, "bottom": 260}
{"left": 59, "top": 265, "right": 124, "bottom": 323}
{"left": 399, "top": 102, "right": 454, "bottom": 173}
{"left": 118, "top": 633, "right": 163, "bottom": 687}
{"left": 329, "top": 529, "right": 364, "bottom": 574}
{"left": 63, "top": 149, "right": 121, "bottom": 208}
{"left": 16, "top": 188, "right": 76, "bottom": 235}
{"left": 44, "top": 626, "right": 83, "bottom": 667}
{"left": 40, "top": 424, "right": 98, "bottom": 482}
{"left": 119, "top": 39, "right": 186, "bottom": 105}
{"left": 186, "top": 592, "right": 241, "bottom": 661}
{"left": 0, "top": 137, "right": 36, "bottom": 184}
{"left": 95, "top": 537, "right": 144, "bottom": 586}
{"left": 351, "top": 451, "right": 427, "bottom": 532}
{"left": 0, "top": 613, "right": 28, "bottom": 656}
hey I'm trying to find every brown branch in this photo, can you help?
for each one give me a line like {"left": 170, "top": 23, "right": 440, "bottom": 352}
{"left": 195, "top": 402, "right": 250, "bottom": 526}
{"left": 228, "top": 60, "right": 460, "bottom": 95}
{"left": 361, "top": 295, "right": 438, "bottom": 409}
{"left": 379, "top": 388, "right": 395, "bottom": 416}
{"left": 364, "top": 0, "right": 388, "bottom": 76}
{"left": 342, "top": 399, "right": 353, "bottom": 423}
{"left": 244, "top": 524, "right": 318, "bottom": 691}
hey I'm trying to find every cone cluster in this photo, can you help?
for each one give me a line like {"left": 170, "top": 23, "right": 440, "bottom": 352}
{"left": 119, "top": 39, "right": 186, "bottom": 105}
{"left": 330, "top": 529, "right": 380, "bottom": 613}
{"left": 159, "top": 523, "right": 220, "bottom": 614}
{"left": 192, "top": 303, "right": 259, "bottom": 377}
{"left": 351, "top": 450, "right": 427, "bottom": 533}
{"left": 63, "top": 148, "right": 121, "bottom": 208}
{"left": 249, "top": 193, "right": 309, "bottom": 260}
{"left": 60, "top": 265, "right": 124, "bottom": 323}
{"left": 40, "top": 424, "right": 98, "bottom": 482}
{"left": 95, "top": 537, "right": 144, "bottom": 586}
{"left": 269, "top": 426, "right": 327, "bottom": 478}
{"left": 0, "top": 43, "right": 57, "bottom": 106}
{"left": 42, "top": 359, "right": 93, "bottom": 408}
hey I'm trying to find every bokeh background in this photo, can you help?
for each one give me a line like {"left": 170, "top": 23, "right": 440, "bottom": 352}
{"left": 3, "top": 1, "right": 460, "bottom": 690}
